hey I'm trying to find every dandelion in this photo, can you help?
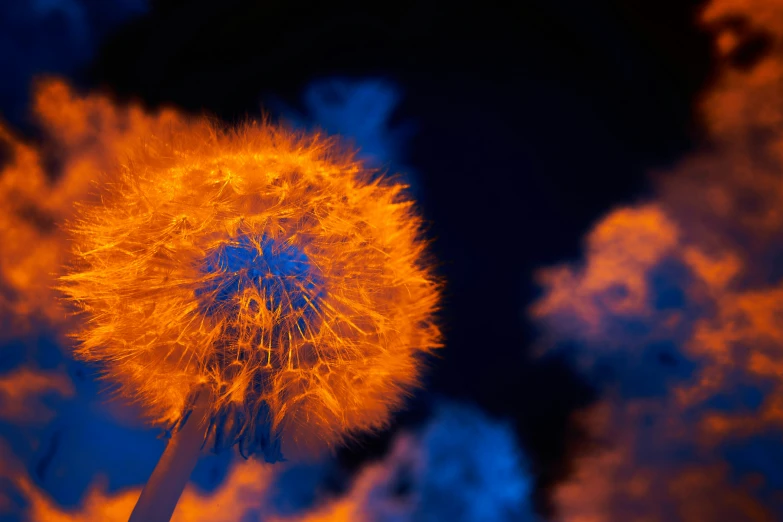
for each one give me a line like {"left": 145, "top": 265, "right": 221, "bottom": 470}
{"left": 59, "top": 117, "right": 441, "bottom": 521}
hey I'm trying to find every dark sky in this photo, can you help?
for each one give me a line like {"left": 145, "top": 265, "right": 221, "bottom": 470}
{"left": 2, "top": 0, "right": 719, "bottom": 517}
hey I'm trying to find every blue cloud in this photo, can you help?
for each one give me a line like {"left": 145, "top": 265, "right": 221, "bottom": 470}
{"left": 270, "top": 77, "right": 419, "bottom": 197}
{"left": 357, "top": 402, "right": 538, "bottom": 522}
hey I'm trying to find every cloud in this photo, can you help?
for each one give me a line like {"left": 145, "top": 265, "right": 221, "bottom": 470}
{"left": 0, "top": 367, "right": 74, "bottom": 424}
{"left": 531, "top": 1, "right": 783, "bottom": 520}
{"left": 1, "top": 455, "right": 274, "bottom": 522}
{"left": 270, "top": 78, "right": 419, "bottom": 196}
{"left": 301, "top": 78, "right": 413, "bottom": 169}
{"left": 294, "top": 403, "right": 537, "bottom": 522}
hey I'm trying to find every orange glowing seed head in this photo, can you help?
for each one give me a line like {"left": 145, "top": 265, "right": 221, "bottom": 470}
{"left": 59, "top": 117, "right": 442, "bottom": 461}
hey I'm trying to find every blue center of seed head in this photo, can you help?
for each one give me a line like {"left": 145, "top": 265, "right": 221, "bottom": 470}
{"left": 192, "top": 233, "right": 323, "bottom": 461}
{"left": 198, "top": 234, "right": 321, "bottom": 322}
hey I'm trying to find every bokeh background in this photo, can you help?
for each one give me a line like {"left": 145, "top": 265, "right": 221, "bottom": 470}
{"left": 2, "top": 0, "right": 783, "bottom": 520}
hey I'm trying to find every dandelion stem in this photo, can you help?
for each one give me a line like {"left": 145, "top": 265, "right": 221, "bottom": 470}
{"left": 128, "top": 391, "right": 209, "bottom": 522}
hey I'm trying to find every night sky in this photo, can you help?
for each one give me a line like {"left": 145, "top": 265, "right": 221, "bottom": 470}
{"left": 4, "top": 1, "right": 781, "bottom": 521}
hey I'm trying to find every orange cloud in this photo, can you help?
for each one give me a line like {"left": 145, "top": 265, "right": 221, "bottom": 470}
{"left": 5, "top": 448, "right": 350, "bottom": 522}
{"left": 0, "top": 78, "right": 186, "bottom": 337}
{"left": 9, "top": 458, "right": 276, "bottom": 522}
{"left": 532, "top": 204, "right": 679, "bottom": 340}
{"left": 0, "top": 366, "right": 74, "bottom": 423}
{"left": 533, "top": 0, "right": 783, "bottom": 520}
{"left": 551, "top": 399, "right": 779, "bottom": 522}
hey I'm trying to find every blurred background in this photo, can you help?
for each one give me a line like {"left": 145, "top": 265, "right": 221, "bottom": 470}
{"left": 3, "top": 0, "right": 783, "bottom": 520}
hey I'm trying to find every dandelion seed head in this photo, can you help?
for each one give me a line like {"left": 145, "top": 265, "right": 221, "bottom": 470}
{"left": 59, "top": 118, "right": 441, "bottom": 460}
